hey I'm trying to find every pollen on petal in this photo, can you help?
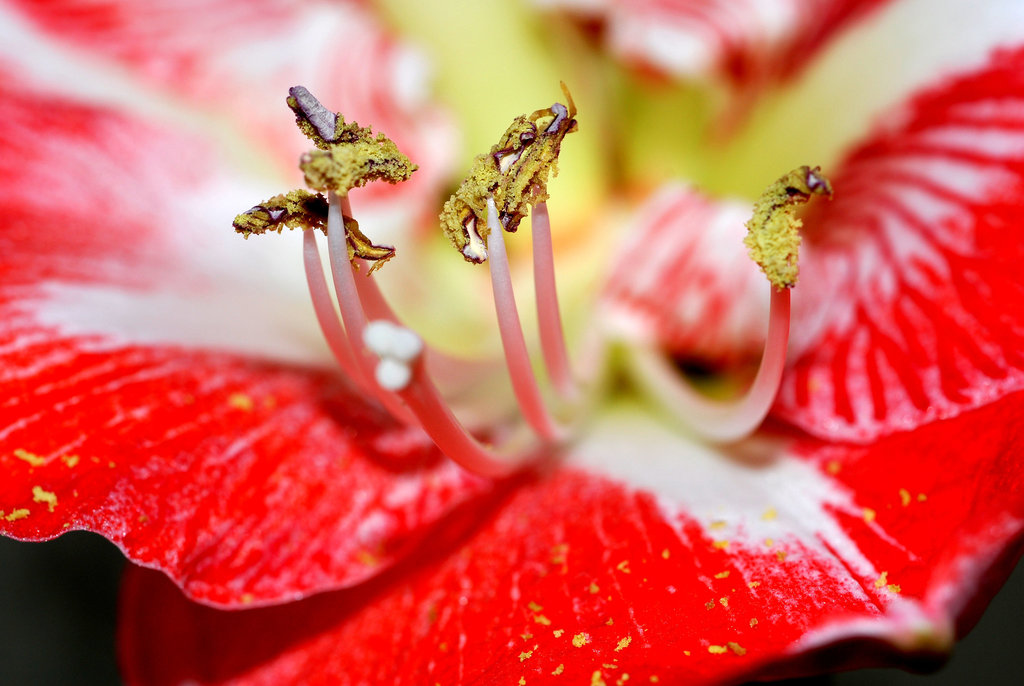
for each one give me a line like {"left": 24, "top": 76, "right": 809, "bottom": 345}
{"left": 744, "top": 165, "right": 832, "bottom": 290}
{"left": 32, "top": 486, "right": 57, "bottom": 512}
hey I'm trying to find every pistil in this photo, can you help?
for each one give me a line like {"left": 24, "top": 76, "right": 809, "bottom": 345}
{"left": 627, "top": 166, "right": 832, "bottom": 442}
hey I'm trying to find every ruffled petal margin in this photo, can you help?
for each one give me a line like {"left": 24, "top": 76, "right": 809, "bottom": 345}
{"left": 117, "top": 394, "right": 1024, "bottom": 684}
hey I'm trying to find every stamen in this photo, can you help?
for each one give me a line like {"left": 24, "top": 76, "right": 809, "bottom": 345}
{"left": 485, "top": 198, "right": 566, "bottom": 442}
{"left": 324, "top": 192, "right": 549, "bottom": 476}
{"left": 627, "top": 166, "right": 832, "bottom": 443}
{"left": 531, "top": 202, "right": 577, "bottom": 399}
{"left": 302, "top": 229, "right": 375, "bottom": 394}
{"left": 324, "top": 192, "right": 417, "bottom": 425}
{"left": 237, "top": 85, "right": 587, "bottom": 478}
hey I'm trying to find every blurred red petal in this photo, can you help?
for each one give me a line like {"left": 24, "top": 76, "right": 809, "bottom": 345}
{"left": 778, "top": 46, "right": 1024, "bottom": 441}
{"left": 6, "top": 0, "right": 456, "bottom": 227}
{"left": 117, "top": 391, "right": 1024, "bottom": 683}
{"left": 539, "top": 0, "right": 890, "bottom": 87}
{"left": 601, "top": 184, "right": 769, "bottom": 366}
{"left": 0, "top": 79, "right": 491, "bottom": 607}
{"left": 603, "top": 46, "right": 1024, "bottom": 441}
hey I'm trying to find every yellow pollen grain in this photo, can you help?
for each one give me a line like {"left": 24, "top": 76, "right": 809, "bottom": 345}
{"left": 241, "top": 593, "right": 254, "bottom": 604}
{"left": 14, "top": 449, "right": 45, "bottom": 467}
{"left": 615, "top": 637, "right": 632, "bottom": 652}
{"left": 534, "top": 614, "right": 551, "bottom": 626}
{"left": 761, "top": 508, "right": 777, "bottom": 521}
{"left": 552, "top": 664, "right": 564, "bottom": 676}
{"left": 710, "top": 520, "right": 727, "bottom": 530}
{"left": 875, "top": 572, "right": 889, "bottom": 589}
{"left": 61, "top": 454, "right": 80, "bottom": 468}
{"left": 606, "top": 618, "right": 614, "bottom": 626}
{"left": 765, "top": 538, "right": 774, "bottom": 547}
{"left": 32, "top": 486, "right": 57, "bottom": 512}
{"left": 750, "top": 618, "right": 759, "bottom": 628}
{"left": 661, "top": 549, "right": 670, "bottom": 559}
{"left": 528, "top": 601, "right": 543, "bottom": 612}
{"left": 356, "top": 550, "right": 379, "bottom": 567}
{"left": 888, "top": 584, "right": 902, "bottom": 593}
{"left": 748, "top": 581, "right": 761, "bottom": 588}
{"left": 572, "top": 632, "right": 591, "bottom": 647}
{"left": 728, "top": 642, "right": 747, "bottom": 656}
{"left": 918, "top": 493, "right": 928, "bottom": 502}
{"left": 553, "top": 629, "right": 564, "bottom": 638}
{"left": 520, "top": 633, "right": 533, "bottom": 640}
{"left": 616, "top": 676, "right": 630, "bottom": 686}
{"left": 705, "top": 601, "right": 715, "bottom": 610}
{"left": 519, "top": 678, "right": 526, "bottom": 685}
{"left": 708, "top": 645, "right": 728, "bottom": 654}
{"left": 826, "top": 460, "right": 841, "bottom": 475}
{"left": 228, "top": 392, "right": 254, "bottom": 412}
{"left": 684, "top": 651, "right": 691, "bottom": 657}
{"left": 616, "top": 560, "right": 631, "bottom": 573}
{"left": 776, "top": 550, "right": 788, "bottom": 562}
{"left": 714, "top": 571, "right": 730, "bottom": 579}
{"left": 589, "top": 582, "right": 600, "bottom": 594}
{"left": 5, "top": 509, "right": 30, "bottom": 521}
{"left": 652, "top": 676, "right": 662, "bottom": 682}
{"left": 899, "top": 489, "right": 911, "bottom": 507}
{"left": 518, "top": 651, "right": 532, "bottom": 662}
{"left": 713, "top": 540, "right": 729, "bottom": 550}
{"left": 863, "top": 508, "right": 876, "bottom": 523}
{"left": 591, "top": 671, "right": 607, "bottom": 686}
{"left": 719, "top": 597, "right": 729, "bottom": 608}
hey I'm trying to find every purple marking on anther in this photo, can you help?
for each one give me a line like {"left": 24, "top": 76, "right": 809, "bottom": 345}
{"left": 545, "top": 102, "right": 568, "bottom": 133}
{"left": 289, "top": 86, "right": 338, "bottom": 142}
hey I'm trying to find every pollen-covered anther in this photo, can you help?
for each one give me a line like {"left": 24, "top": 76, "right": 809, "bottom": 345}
{"left": 440, "top": 83, "right": 578, "bottom": 263}
{"left": 744, "top": 165, "right": 833, "bottom": 290}
{"left": 362, "top": 320, "right": 424, "bottom": 391}
{"left": 287, "top": 86, "right": 417, "bottom": 197}
{"left": 232, "top": 190, "right": 328, "bottom": 238}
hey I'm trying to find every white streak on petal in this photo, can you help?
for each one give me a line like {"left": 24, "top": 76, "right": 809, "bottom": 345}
{"left": 569, "top": 408, "right": 889, "bottom": 590}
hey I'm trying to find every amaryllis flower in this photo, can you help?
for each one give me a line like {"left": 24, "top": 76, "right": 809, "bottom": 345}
{"left": 2, "top": 0, "right": 1024, "bottom": 684}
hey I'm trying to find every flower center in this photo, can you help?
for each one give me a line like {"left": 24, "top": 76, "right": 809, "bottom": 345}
{"left": 232, "top": 87, "right": 831, "bottom": 476}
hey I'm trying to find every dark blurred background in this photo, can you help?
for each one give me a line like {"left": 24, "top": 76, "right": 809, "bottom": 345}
{"left": 0, "top": 533, "right": 1021, "bottom": 685}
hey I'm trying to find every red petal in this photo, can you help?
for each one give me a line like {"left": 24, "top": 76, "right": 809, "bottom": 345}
{"left": 601, "top": 184, "right": 769, "bottom": 366}
{"left": 117, "top": 394, "right": 1024, "bottom": 683}
{"left": 777, "top": 46, "right": 1024, "bottom": 441}
{"left": 7, "top": 0, "right": 456, "bottom": 226}
{"left": 540, "top": 0, "right": 891, "bottom": 87}
{"left": 0, "top": 82, "right": 490, "bottom": 606}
